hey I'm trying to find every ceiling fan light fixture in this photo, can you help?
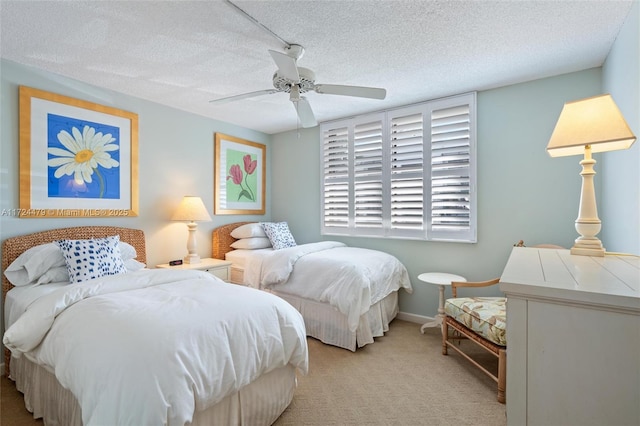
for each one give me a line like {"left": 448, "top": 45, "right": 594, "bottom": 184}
{"left": 289, "top": 85, "right": 301, "bottom": 102}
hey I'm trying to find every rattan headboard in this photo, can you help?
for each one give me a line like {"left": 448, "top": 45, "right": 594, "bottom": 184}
{"left": 2, "top": 226, "right": 146, "bottom": 375}
{"left": 211, "top": 222, "right": 252, "bottom": 259}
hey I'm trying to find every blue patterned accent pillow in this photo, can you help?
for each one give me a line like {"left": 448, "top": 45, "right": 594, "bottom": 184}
{"left": 55, "top": 235, "right": 127, "bottom": 283}
{"left": 260, "top": 222, "right": 297, "bottom": 250}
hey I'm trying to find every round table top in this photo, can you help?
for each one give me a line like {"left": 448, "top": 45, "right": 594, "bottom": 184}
{"left": 417, "top": 272, "right": 467, "bottom": 286}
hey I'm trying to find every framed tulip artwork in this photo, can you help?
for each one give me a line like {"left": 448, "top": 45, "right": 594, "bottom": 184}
{"left": 18, "top": 86, "right": 139, "bottom": 218}
{"left": 214, "top": 133, "right": 266, "bottom": 215}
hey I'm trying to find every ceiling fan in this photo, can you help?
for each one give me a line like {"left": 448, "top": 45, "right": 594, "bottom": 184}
{"left": 209, "top": 44, "right": 387, "bottom": 128}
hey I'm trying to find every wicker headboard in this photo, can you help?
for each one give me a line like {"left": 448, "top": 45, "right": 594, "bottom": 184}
{"left": 2, "top": 226, "right": 146, "bottom": 376}
{"left": 211, "top": 222, "right": 252, "bottom": 259}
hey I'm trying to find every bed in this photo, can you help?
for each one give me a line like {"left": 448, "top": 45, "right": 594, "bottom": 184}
{"left": 212, "top": 222, "right": 412, "bottom": 351}
{"left": 2, "top": 226, "right": 308, "bottom": 426}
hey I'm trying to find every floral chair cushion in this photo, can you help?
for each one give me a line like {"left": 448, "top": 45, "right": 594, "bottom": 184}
{"left": 445, "top": 297, "right": 507, "bottom": 346}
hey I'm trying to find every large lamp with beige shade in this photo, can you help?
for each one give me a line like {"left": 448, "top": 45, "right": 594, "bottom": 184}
{"left": 171, "top": 196, "right": 212, "bottom": 264}
{"left": 547, "top": 94, "right": 636, "bottom": 256}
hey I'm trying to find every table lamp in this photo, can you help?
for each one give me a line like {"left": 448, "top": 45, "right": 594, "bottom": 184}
{"left": 171, "top": 196, "right": 212, "bottom": 263}
{"left": 546, "top": 94, "right": 636, "bottom": 256}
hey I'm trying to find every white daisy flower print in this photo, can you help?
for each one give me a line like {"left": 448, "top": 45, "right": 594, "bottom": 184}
{"left": 47, "top": 125, "right": 120, "bottom": 197}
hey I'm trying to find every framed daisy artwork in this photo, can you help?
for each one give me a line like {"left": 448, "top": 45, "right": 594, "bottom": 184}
{"left": 18, "top": 86, "right": 138, "bottom": 218}
{"left": 214, "top": 133, "right": 266, "bottom": 215}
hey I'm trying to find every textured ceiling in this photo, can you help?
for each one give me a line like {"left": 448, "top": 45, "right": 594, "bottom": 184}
{"left": 0, "top": 0, "right": 635, "bottom": 134}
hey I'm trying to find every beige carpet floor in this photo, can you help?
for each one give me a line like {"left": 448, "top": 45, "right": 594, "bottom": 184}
{"left": 1, "top": 320, "right": 506, "bottom": 425}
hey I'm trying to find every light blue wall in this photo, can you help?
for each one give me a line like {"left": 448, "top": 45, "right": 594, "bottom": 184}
{"left": 601, "top": 0, "right": 640, "bottom": 255}
{"left": 0, "top": 59, "right": 274, "bottom": 336}
{"left": 272, "top": 69, "right": 603, "bottom": 319}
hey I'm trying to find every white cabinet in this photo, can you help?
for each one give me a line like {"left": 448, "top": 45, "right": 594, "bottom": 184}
{"left": 500, "top": 247, "right": 639, "bottom": 426}
{"left": 156, "top": 258, "right": 232, "bottom": 282}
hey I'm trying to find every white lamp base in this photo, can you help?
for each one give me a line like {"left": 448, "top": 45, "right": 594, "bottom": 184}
{"left": 184, "top": 253, "right": 202, "bottom": 264}
{"left": 570, "top": 147, "right": 606, "bottom": 257}
{"left": 571, "top": 237, "right": 605, "bottom": 257}
{"left": 183, "top": 221, "right": 201, "bottom": 264}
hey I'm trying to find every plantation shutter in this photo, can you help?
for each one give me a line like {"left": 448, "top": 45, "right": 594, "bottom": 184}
{"left": 353, "top": 117, "right": 384, "bottom": 232}
{"left": 321, "top": 92, "right": 476, "bottom": 242}
{"left": 321, "top": 122, "right": 350, "bottom": 232}
{"left": 427, "top": 93, "right": 476, "bottom": 242}
{"left": 388, "top": 106, "right": 424, "bottom": 237}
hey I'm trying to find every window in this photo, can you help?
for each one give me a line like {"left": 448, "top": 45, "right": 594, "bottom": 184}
{"left": 321, "top": 92, "right": 476, "bottom": 242}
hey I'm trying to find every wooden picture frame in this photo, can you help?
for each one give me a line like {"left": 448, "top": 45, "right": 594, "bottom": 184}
{"left": 18, "top": 86, "right": 138, "bottom": 218}
{"left": 214, "top": 133, "right": 266, "bottom": 215}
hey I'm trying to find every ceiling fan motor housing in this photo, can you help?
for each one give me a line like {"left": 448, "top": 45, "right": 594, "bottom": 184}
{"left": 273, "top": 67, "right": 316, "bottom": 93}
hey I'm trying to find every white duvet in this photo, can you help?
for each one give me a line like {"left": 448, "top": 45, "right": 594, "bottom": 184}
{"left": 3, "top": 269, "right": 308, "bottom": 426}
{"left": 243, "top": 242, "right": 412, "bottom": 331}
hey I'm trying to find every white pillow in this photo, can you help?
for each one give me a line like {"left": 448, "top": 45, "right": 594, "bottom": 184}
{"left": 230, "top": 223, "right": 267, "bottom": 239}
{"left": 56, "top": 236, "right": 127, "bottom": 284}
{"left": 35, "top": 266, "right": 70, "bottom": 285}
{"left": 4, "top": 237, "right": 138, "bottom": 287}
{"left": 125, "top": 258, "right": 146, "bottom": 272}
{"left": 4, "top": 243, "right": 66, "bottom": 286}
{"left": 230, "top": 237, "right": 272, "bottom": 250}
{"left": 35, "top": 253, "right": 145, "bottom": 285}
{"left": 260, "top": 222, "right": 297, "bottom": 250}
{"left": 119, "top": 241, "right": 137, "bottom": 261}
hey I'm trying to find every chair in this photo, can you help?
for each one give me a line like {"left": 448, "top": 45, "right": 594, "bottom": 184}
{"left": 442, "top": 278, "right": 506, "bottom": 403}
{"left": 441, "top": 241, "right": 564, "bottom": 404}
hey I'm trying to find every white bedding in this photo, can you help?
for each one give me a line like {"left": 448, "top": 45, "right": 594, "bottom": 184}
{"left": 3, "top": 269, "right": 308, "bottom": 426}
{"left": 238, "top": 241, "right": 412, "bottom": 331}
{"left": 225, "top": 247, "right": 272, "bottom": 269}
{"left": 4, "top": 282, "right": 68, "bottom": 330}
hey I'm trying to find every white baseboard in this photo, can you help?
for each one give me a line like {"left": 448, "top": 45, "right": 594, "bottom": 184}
{"left": 396, "top": 311, "right": 433, "bottom": 324}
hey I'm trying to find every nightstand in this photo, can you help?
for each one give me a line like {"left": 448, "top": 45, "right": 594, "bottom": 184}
{"left": 156, "top": 258, "right": 232, "bottom": 282}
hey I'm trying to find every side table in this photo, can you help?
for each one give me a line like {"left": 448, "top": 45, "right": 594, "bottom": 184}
{"left": 157, "top": 258, "right": 232, "bottom": 282}
{"left": 418, "top": 272, "right": 466, "bottom": 334}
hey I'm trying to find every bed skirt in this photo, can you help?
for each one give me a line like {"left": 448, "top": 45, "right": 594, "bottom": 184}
{"left": 271, "top": 290, "right": 399, "bottom": 351}
{"left": 10, "top": 355, "right": 297, "bottom": 425}
{"left": 230, "top": 266, "right": 399, "bottom": 351}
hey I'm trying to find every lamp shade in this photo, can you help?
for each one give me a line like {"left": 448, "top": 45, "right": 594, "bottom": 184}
{"left": 171, "top": 196, "right": 212, "bottom": 222}
{"left": 546, "top": 94, "right": 636, "bottom": 157}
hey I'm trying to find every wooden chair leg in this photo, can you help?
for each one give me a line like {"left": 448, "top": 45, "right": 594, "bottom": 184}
{"left": 497, "top": 348, "right": 507, "bottom": 403}
{"left": 442, "top": 320, "right": 448, "bottom": 355}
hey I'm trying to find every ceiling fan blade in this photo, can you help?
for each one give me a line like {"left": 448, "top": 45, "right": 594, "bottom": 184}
{"left": 293, "top": 97, "right": 317, "bottom": 128}
{"left": 269, "top": 49, "right": 300, "bottom": 82}
{"left": 314, "top": 84, "right": 386, "bottom": 100}
{"left": 209, "top": 89, "right": 278, "bottom": 104}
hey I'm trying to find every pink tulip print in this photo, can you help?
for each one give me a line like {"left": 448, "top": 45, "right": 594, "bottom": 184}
{"left": 228, "top": 164, "right": 243, "bottom": 185}
{"left": 244, "top": 154, "right": 257, "bottom": 175}
{"left": 227, "top": 154, "right": 256, "bottom": 201}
